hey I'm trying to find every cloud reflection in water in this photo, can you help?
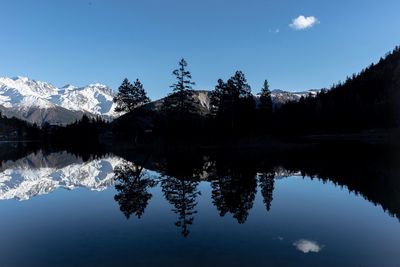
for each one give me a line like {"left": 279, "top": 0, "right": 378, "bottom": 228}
{"left": 293, "top": 239, "right": 323, "bottom": 253}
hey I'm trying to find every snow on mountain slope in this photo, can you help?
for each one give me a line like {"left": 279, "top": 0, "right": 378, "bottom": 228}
{"left": 0, "top": 76, "right": 57, "bottom": 109}
{"left": 0, "top": 76, "right": 119, "bottom": 124}
{"left": 0, "top": 76, "right": 58, "bottom": 97}
{"left": 0, "top": 151, "right": 126, "bottom": 200}
{"left": 270, "top": 89, "right": 319, "bottom": 106}
{"left": 56, "top": 83, "right": 119, "bottom": 117}
{"left": 0, "top": 76, "right": 320, "bottom": 125}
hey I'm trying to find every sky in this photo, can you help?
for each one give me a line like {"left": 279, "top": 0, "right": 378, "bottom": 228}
{"left": 0, "top": 0, "right": 399, "bottom": 100}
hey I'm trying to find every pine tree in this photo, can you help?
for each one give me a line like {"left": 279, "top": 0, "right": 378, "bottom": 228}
{"left": 133, "top": 78, "right": 150, "bottom": 107}
{"left": 210, "top": 71, "right": 253, "bottom": 116}
{"left": 259, "top": 80, "right": 272, "bottom": 112}
{"left": 114, "top": 78, "right": 150, "bottom": 113}
{"left": 114, "top": 78, "right": 132, "bottom": 112}
{"left": 165, "top": 58, "right": 196, "bottom": 114}
{"left": 210, "top": 79, "right": 226, "bottom": 116}
{"left": 171, "top": 58, "right": 195, "bottom": 93}
{"left": 210, "top": 71, "right": 255, "bottom": 133}
{"left": 227, "top": 71, "right": 252, "bottom": 99}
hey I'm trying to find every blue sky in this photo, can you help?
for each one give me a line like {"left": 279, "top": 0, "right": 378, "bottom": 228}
{"left": 0, "top": 0, "right": 399, "bottom": 100}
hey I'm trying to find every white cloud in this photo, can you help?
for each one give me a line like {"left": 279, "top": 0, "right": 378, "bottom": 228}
{"left": 289, "top": 15, "right": 319, "bottom": 30}
{"left": 293, "top": 239, "right": 323, "bottom": 253}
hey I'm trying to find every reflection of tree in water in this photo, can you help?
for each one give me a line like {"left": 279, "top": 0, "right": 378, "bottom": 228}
{"left": 258, "top": 172, "right": 275, "bottom": 211}
{"left": 211, "top": 165, "right": 257, "bottom": 224}
{"left": 110, "top": 144, "right": 400, "bottom": 234}
{"left": 114, "top": 162, "right": 156, "bottom": 219}
{"left": 161, "top": 176, "right": 200, "bottom": 237}
{"left": 159, "top": 152, "right": 204, "bottom": 237}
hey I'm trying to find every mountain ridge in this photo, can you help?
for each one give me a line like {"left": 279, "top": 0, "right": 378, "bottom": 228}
{"left": 0, "top": 76, "right": 319, "bottom": 125}
{"left": 0, "top": 76, "right": 119, "bottom": 125}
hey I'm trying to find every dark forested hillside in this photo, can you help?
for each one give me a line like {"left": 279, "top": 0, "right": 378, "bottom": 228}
{"left": 110, "top": 47, "right": 400, "bottom": 144}
{"left": 275, "top": 46, "right": 400, "bottom": 134}
{"left": 0, "top": 111, "right": 40, "bottom": 141}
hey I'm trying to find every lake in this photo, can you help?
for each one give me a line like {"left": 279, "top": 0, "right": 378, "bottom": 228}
{"left": 0, "top": 144, "right": 399, "bottom": 267}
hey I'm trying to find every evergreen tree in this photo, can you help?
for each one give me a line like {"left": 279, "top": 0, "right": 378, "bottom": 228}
{"left": 227, "top": 71, "right": 252, "bottom": 99}
{"left": 257, "top": 79, "right": 273, "bottom": 132}
{"left": 259, "top": 80, "right": 273, "bottom": 112}
{"left": 164, "top": 58, "right": 196, "bottom": 114}
{"left": 114, "top": 78, "right": 150, "bottom": 113}
{"left": 210, "top": 71, "right": 255, "bottom": 133}
{"left": 210, "top": 79, "right": 226, "bottom": 116}
{"left": 132, "top": 78, "right": 150, "bottom": 106}
{"left": 211, "top": 71, "right": 254, "bottom": 114}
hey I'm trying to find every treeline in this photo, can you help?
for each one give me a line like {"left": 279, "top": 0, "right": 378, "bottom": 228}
{"left": 0, "top": 111, "right": 41, "bottom": 141}
{"left": 7, "top": 45, "right": 398, "bottom": 145}
{"left": 112, "top": 59, "right": 273, "bottom": 143}
{"left": 275, "top": 46, "right": 400, "bottom": 133}
{"left": 111, "top": 46, "right": 400, "bottom": 144}
{"left": 41, "top": 115, "right": 109, "bottom": 149}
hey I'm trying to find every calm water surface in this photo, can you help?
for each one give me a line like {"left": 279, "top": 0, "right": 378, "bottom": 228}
{"left": 0, "top": 147, "right": 399, "bottom": 267}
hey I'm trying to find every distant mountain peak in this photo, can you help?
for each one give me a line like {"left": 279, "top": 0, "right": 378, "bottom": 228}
{"left": 270, "top": 89, "right": 320, "bottom": 106}
{"left": 61, "top": 84, "right": 76, "bottom": 90}
{"left": 0, "top": 76, "right": 119, "bottom": 125}
{"left": 12, "top": 76, "right": 29, "bottom": 82}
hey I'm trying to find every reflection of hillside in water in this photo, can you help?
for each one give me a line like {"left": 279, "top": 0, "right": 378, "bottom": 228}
{"left": 0, "top": 143, "right": 398, "bottom": 234}
{"left": 112, "top": 144, "right": 400, "bottom": 237}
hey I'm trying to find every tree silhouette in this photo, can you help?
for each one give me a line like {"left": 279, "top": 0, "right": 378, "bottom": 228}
{"left": 211, "top": 160, "right": 258, "bottom": 224}
{"left": 210, "top": 71, "right": 256, "bottom": 134}
{"left": 0, "top": 112, "right": 43, "bottom": 141}
{"left": 258, "top": 171, "right": 275, "bottom": 211}
{"left": 161, "top": 176, "right": 200, "bottom": 237}
{"left": 114, "top": 161, "right": 156, "bottom": 219}
{"left": 114, "top": 78, "right": 150, "bottom": 113}
{"left": 163, "top": 58, "right": 196, "bottom": 114}
{"left": 256, "top": 79, "right": 273, "bottom": 133}
{"left": 210, "top": 79, "right": 226, "bottom": 116}
{"left": 259, "top": 80, "right": 273, "bottom": 113}
{"left": 274, "top": 46, "right": 400, "bottom": 134}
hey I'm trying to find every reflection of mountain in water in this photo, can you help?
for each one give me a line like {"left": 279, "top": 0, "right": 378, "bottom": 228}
{"left": 0, "top": 150, "right": 124, "bottom": 200}
{"left": 0, "top": 144, "right": 399, "bottom": 238}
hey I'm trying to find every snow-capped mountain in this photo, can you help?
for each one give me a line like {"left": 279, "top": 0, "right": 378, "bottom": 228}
{"left": 0, "top": 76, "right": 320, "bottom": 125}
{"left": 0, "top": 76, "right": 119, "bottom": 125}
{"left": 0, "top": 151, "right": 125, "bottom": 200}
{"left": 55, "top": 83, "right": 117, "bottom": 116}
